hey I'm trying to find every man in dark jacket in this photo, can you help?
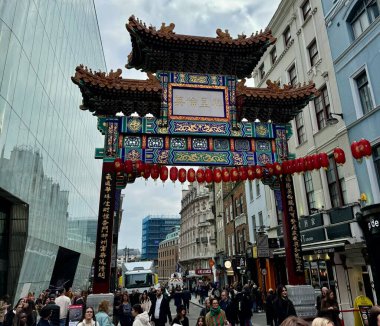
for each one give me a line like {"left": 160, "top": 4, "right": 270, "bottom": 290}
{"left": 182, "top": 287, "right": 191, "bottom": 313}
{"left": 265, "top": 288, "right": 276, "bottom": 326}
{"left": 45, "top": 295, "right": 61, "bottom": 326}
{"left": 149, "top": 287, "right": 172, "bottom": 326}
{"left": 236, "top": 284, "right": 253, "bottom": 326}
{"left": 219, "top": 290, "right": 238, "bottom": 326}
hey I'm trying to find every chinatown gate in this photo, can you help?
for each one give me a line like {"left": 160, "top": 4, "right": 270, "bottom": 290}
{"left": 72, "top": 16, "right": 319, "bottom": 294}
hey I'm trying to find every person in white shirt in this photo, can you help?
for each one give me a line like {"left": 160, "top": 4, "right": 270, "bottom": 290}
{"left": 55, "top": 289, "right": 71, "bottom": 326}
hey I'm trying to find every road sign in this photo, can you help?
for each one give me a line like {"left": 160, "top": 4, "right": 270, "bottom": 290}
{"left": 261, "top": 268, "right": 267, "bottom": 276}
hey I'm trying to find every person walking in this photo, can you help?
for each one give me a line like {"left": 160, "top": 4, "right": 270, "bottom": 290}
{"left": 131, "top": 305, "right": 150, "bottom": 326}
{"left": 265, "top": 288, "right": 276, "bottom": 326}
{"left": 205, "top": 299, "right": 227, "bottom": 326}
{"left": 140, "top": 292, "right": 152, "bottom": 313}
{"left": 3, "top": 301, "right": 23, "bottom": 326}
{"left": 182, "top": 288, "right": 191, "bottom": 314}
{"left": 37, "top": 308, "right": 51, "bottom": 326}
{"left": 368, "top": 305, "right": 380, "bottom": 326}
{"left": 273, "top": 286, "right": 296, "bottom": 326}
{"left": 44, "top": 295, "right": 61, "bottom": 326}
{"left": 236, "top": 284, "right": 252, "bottom": 326}
{"left": 119, "top": 294, "right": 133, "bottom": 326}
{"left": 0, "top": 295, "right": 11, "bottom": 326}
{"left": 319, "top": 290, "right": 341, "bottom": 326}
{"left": 219, "top": 291, "right": 237, "bottom": 326}
{"left": 77, "top": 308, "right": 99, "bottom": 326}
{"left": 95, "top": 301, "right": 113, "bottom": 326}
{"left": 171, "top": 305, "right": 189, "bottom": 326}
{"left": 55, "top": 290, "right": 71, "bottom": 326}
{"left": 149, "top": 287, "right": 172, "bottom": 326}
{"left": 199, "top": 299, "right": 211, "bottom": 318}
{"left": 195, "top": 317, "right": 205, "bottom": 326}
{"left": 316, "top": 287, "right": 328, "bottom": 317}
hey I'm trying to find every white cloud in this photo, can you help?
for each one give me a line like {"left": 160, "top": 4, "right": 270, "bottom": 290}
{"left": 94, "top": 0, "right": 281, "bottom": 249}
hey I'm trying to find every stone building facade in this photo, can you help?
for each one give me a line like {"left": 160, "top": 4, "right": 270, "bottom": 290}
{"left": 158, "top": 226, "right": 180, "bottom": 282}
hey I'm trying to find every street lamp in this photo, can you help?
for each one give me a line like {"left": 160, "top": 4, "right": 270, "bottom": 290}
{"left": 327, "top": 113, "right": 344, "bottom": 126}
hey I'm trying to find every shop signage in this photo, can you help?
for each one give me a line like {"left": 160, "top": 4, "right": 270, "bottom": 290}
{"left": 257, "top": 234, "right": 270, "bottom": 257}
{"left": 283, "top": 174, "right": 304, "bottom": 274}
{"left": 300, "top": 228, "right": 326, "bottom": 244}
{"left": 367, "top": 216, "right": 380, "bottom": 235}
{"left": 299, "top": 213, "right": 323, "bottom": 231}
{"left": 330, "top": 206, "right": 353, "bottom": 224}
{"left": 195, "top": 268, "right": 212, "bottom": 275}
{"left": 327, "top": 223, "right": 352, "bottom": 239}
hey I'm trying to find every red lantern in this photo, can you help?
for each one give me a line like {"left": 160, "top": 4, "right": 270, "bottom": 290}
{"left": 273, "top": 162, "right": 282, "bottom": 176}
{"left": 312, "top": 154, "right": 321, "bottom": 170}
{"left": 221, "top": 168, "right": 230, "bottom": 182}
{"left": 160, "top": 165, "right": 168, "bottom": 183}
{"left": 282, "top": 161, "right": 290, "bottom": 175}
{"left": 143, "top": 164, "right": 151, "bottom": 180}
{"left": 135, "top": 160, "right": 144, "bottom": 176}
{"left": 351, "top": 141, "right": 362, "bottom": 160}
{"left": 114, "top": 158, "right": 124, "bottom": 172}
{"left": 230, "top": 168, "right": 239, "bottom": 182}
{"left": 196, "top": 169, "right": 205, "bottom": 183}
{"left": 205, "top": 168, "right": 213, "bottom": 183}
{"left": 178, "top": 168, "right": 187, "bottom": 183}
{"left": 213, "top": 168, "right": 222, "bottom": 183}
{"left": 266, "top": 163, "right": 274, "bottom": 177}
{"left": 359, "top": 138, "right": 372, "bottom": 157}
{"left": 306, "top": 156, "right": 314, "bottom": 171}
{"left": 169, "top": 167, "right": 178, "bottom": 183}
{"left": 187, "top": 168, "right": 195, "bottom": 183}
{"left": 333, "top": 147, "right": 346, "bottom": 165}
{"left": 151, "top": 164, "right": 160, "bottom": 180}
{"left": 288, "top": 160, "right": 296, "bottom": 174}
{"left": 255, "top": 166, "right": 263, "bottom": 179}
{"left": 124, "top": 160, "right": 134, "bottom": 176}
{"left": 239, "top": 166, "right": 248, "bottom": 181}
{"left": 247, "top": 166, "right": 255, "bottom": 180}
{"left": 319, "top": 153, "right": 329, "bottom": 170}
{"left": 297, "top": 158, "right": 305, "bottom": 173}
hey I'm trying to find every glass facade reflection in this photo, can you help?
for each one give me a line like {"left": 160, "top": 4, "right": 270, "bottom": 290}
{"left": 0, "top": 1, "right": 106, "bottom": 300}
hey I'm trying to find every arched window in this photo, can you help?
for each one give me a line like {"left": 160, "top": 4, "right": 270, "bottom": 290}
{"left": 348, "top": 0, "right": 379, "bottom": 39}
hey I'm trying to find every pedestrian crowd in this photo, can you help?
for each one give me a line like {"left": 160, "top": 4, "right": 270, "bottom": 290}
{"left": 1, "top": 283, "right": 380, "bottom": 326}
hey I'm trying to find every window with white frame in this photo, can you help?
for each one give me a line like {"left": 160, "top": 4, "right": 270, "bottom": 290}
{"left": 232, "top": 234, "right": 236, "bottom": 255}
{"left": 288, "top": 64, "right": 297, "bottom": 86}
{"left": 355, "top": 70, "right": 374, "bottom": 114}
{"left": 258, "top": 211, "right": 264, "bottom": 227}
{"left": 308, "top": 39, "right": 319, "bottom": 67}
{"left": 295, "top": 112, "right": 306, "bottom": 144}
{"left": 314, "top": 85, "right": 330, "bottom": 130}
{"left": 302, "top": 0, "right": 312, "bottom": 20}
{"left": 349, "top": 0, "right": 379, "bottom": 39}
{"left": 303, "top": 171, "right": 316, "bottom": 211}
{"left": 283, "top": 26, "right": 291, "bottom": 47}
{"left": 326, "top": 156, "right": 347, "bottom": 208}
{"left": 270, "top": 46, "right": 277, "bottom": 65}
{"left": 249, "top": 180, "right": 254, "bottom": 202}
{"left": 256, "top": 179, "right": 261, "bottom": 197}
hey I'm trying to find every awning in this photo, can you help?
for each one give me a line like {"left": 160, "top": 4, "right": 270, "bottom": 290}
{"left": 273, "top": 238, "right": 350, "bottom": 256}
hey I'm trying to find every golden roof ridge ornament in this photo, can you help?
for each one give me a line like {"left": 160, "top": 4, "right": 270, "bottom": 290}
{"left": 216, "top": 28, "right": 232, "bottom": 41}
{"left": 158, "top": 22, "right": 175, "bottom": 35}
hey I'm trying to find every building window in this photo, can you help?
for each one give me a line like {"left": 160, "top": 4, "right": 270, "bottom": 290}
{"left": 350, "top": 0, "right": 379, "bottom": 39}
{"left": 374, "top": 144, "right": 380, "bottom": 184}
{"left": 356, "top": 71, "right": 374, "bottom": 114}
{"left": 232, "top": 234, "right": 236, "bottom": 255}
{"left": 259, "top": 64, "right": 265, "bottom": 80}
{"left": 326, "top": 156, "right": 346, "bottom": 208}
{"left": 258, "top": 211, "right": 264, "bottom": 227}
{"left": 288, "top": 64, "right": 297, "bottom": 86}
{"left": 295, "top": 112, "right": 306, "bottom": 144}
{"left": 308, "top": 39, "right": 319, "bottom": 66}
{"left": 283, "top": 26, "right": 291, "bottom": 46}
{"left": 314, "top": 86, "right": 330, "bottom": 130}
{"left": 304, "top": 171, "right": 316, "bottom": 211}
{"left": 302, "top": 0, "right": 312, "bottom": 20}
{"left": 270, "top": 47, "right": 277, "bottom": 64}
{"left": 249, "top": 180, "right": 254, "bottom": 202}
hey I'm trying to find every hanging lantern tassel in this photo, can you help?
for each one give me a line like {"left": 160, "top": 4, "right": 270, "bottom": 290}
{"left": 143, "top": 163, "right": 151, "bottom": 184}
{"left": 160, "top": 165, "right": 168, "bottom": 185}
{"left": 319, "top": 153, "right": 329, "bottom": 170}
{"left": 333, "top": 147, "right": 346, "bottom": 165}
{"left": 359, "top": 138, "right": 372, "bottom": 158}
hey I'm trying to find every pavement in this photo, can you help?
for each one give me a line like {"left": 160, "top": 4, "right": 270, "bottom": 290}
{"left": 189, "top": 295, "right": 268, "bottom": 326}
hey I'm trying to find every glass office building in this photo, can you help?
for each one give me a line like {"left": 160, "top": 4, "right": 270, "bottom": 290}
{"left": 141, "top": 215, "right": 181, "bottom": 260}
{"left": 0, "top": 1, "right": 106, "bottom": 300}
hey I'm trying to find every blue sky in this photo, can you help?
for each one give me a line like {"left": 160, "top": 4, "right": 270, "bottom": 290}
{"left": 94, "top": 0, "right": 281, "bottom": 250}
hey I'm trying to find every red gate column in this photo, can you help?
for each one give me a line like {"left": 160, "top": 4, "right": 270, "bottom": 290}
{"left": 93, "top": 162, "right": 116, "bottom": 294}
{"left": 279, "top": 174, "right": 306, "bottom": 285}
